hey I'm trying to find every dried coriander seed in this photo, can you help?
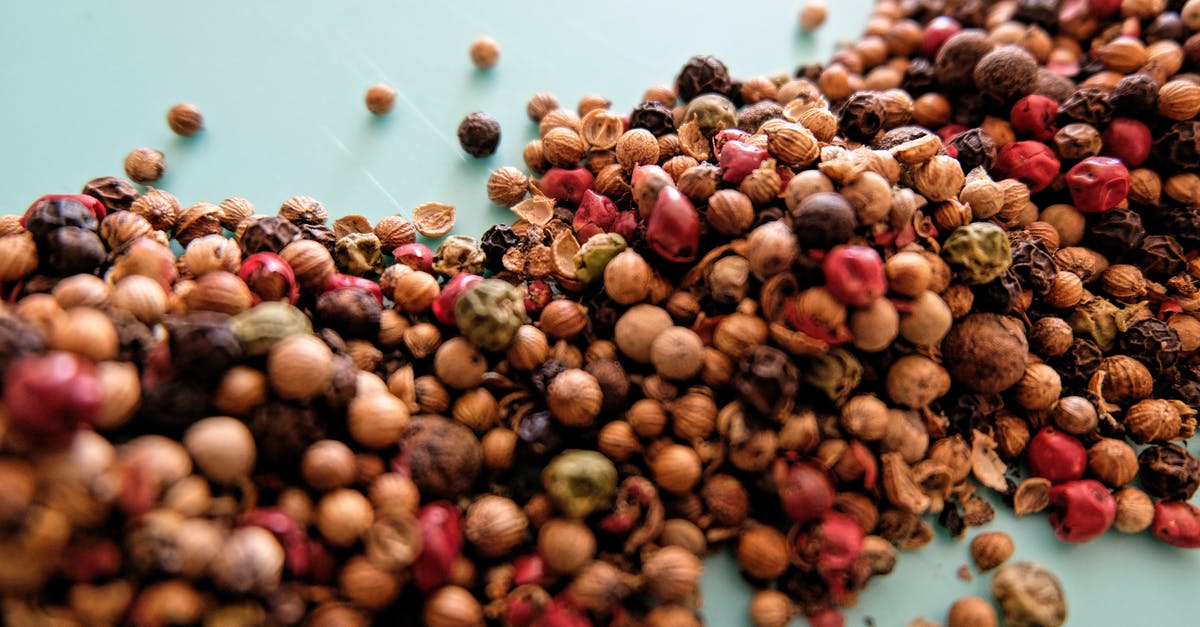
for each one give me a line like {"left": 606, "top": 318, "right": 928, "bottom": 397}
{"left": 364, "top": 83, "right": 396, "bottom": 115}
{"left": 166, "top": 103, "right": 204, "bottom": 136}
{"left": 469, "top": 36, "right": 499, "bottom": 69}
{"left": 411, "top": 202, "right": 456, "bottom": 237}
{"left": 123, "top": 147, "right": 166, "bottom": 184}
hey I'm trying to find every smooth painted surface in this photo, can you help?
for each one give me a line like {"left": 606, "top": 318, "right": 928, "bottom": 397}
{"left": 0, "top": 1, "right": 1196, "bottom": 625}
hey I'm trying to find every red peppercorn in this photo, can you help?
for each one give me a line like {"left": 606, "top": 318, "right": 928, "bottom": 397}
{"left": 1010, "top": 95, "right": 1060, "bottom": 142}
{"left": 718, "top": 140, "right": 770, "bottom": 184}
{"left": 1088, "top": 0, "right": 1122, "bottom": 18}
{"left": 646, "top": 186, "right": 700, "bottom": 263}
{"left": 3, "top": 351, "right": 102, "bottom": 449}
{"left": 412, "top": 502, "right": 463, "bottom": 593}
{"left": 522, "top": 279, "right": 553, "bottom": 315}
{"left": 538, "top": 167, "right": 594, "bottom": 206}
{"left": 712, "top": 128, "right": 751, "bottom": 157}
{"left": 774, "top": 457, "right": 835, "bottom": 524}
{"left": 393, "top": 242, "right": 435, "bottom": 273}
{"left": 920, "top": 15, "right": 962, "bottom": 58}
{"left": 822, "top": 245, "right": 888, "bottom": 307}
{"left": 541, "top": 596, "right": 590, "bottom": 627}
{"left": 572, "top": 189, "right": 618, "bottom": 242}
{"left": 323, "top": 273, "right": 383, "bottom": 306}
{"left": 432, "top": 272, "right": 483, "bottom": 326}
{"left": 1102, "top": 118, "right": 1152, "bottom": 168}
{"left": 1048, "top": 479, "right": 1116, "bottom": 543}
{"left": 993, "top": 141, "right": 1061, "bottom": 193}
{"left": 612, "top": 210, "right": 639, "bottom": 242}
{"left": 1151, "top": 501, "right": 1200, "bottom": 549}
{"left": 1028, "top": 427, "right": 1087, "bottom": 484}
{"left": 239, "top": 252, "right": 299, "bottom": 305}
{"left": 1065, "top": 156, "right": 1129, "bottom": 213}
{"left": 513, "top": 553, "right": 547, "bottom": 586}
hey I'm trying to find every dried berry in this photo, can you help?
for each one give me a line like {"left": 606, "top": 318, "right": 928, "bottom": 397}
{"left": 457, "top": 112, "right": 501, "bottom": 157}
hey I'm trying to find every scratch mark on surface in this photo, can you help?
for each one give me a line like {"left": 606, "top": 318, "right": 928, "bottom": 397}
{"left": 320, "top": 125, "right": 406, "bottom": 213}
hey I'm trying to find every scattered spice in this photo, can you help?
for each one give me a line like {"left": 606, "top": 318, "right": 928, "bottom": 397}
{"left": 166, "top": 103, "right": 204, "bottom": 136}
{"left": 469, "top": 36, "right": 499, "bottom": 69}
{"left": 457, "top": 111, "right": 501, "bottom": 157}
{"left": 123, "top": 147, "right": 165, "bottom": 184}
{"left": 364, "top": 83, "right": 396, "bottom": 115}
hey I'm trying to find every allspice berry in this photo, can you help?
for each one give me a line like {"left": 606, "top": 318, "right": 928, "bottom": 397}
{"left": 182, "top": 416, "right": 256, "bottom": 485}
{"left": 942, "top": 314, "right": 1028, "bottom": 394}
{"left": 365, "top": 84, "right": 396, "bottom": 115}
{"left": 124, "top": 147, "right": 166, "bottom": 184}
{"left": 167, "top": 103, "right": 204, "bottom": 136}
{"left": 947, "top": 595, "right": 998, "bottom": 627}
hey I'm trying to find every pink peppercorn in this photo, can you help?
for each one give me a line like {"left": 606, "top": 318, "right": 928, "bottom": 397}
{"left": 522, "top": 279, "right": 552, "bottom": 315}
{"left": 239, "top": 252, "right": 299, "bottom": 305}
{"left": 412, "top": 502, "right": 463, "bottom": 593}
{"left": 718, "top": 140, "right": 769, "bottom": 184}
{"left": 323, "top": 273, "right": 383, "bottom": 306}
{"left": 774, "top": 457, "right": 835, "bottom": 524}
{"left": 572, "top": 189, "right": 618, "bottom": 242}
{"left": 1028, "top": 427, "right": 1087, "bottom": 484}
{"left": 611, "top": 210, "right": 639, "bottom": 242}
{"left": 937, "top": 124, "right": 969, "bottom": 145}
{"left": 1151, "top": 501, "right": 1200, "bottom": 549}
{"left": 513, "top": 553, "right": 547, "bottom": 586}
{"left": 432, "top": 272, "right": 483, "bottom": 326}
{"left": 646, "top": 186, "right": 700, "bottom": 263}
{"left": 1065, "top": 156, "right": 1129, "bottom": 213}
{"left": 920, "top": 15, "right": 962, "bottom": 58}
{"left": 1010, "top": 95, "right": 1059, "bottom": 142}
{"left": 807, "top": 607, "right": 846, "bottom": 627}
{"left": 1048, "top": 479, "right": 1116, "bottom": 543}
{"left": 822, "top": 245, "right": 887, "bottom": 307}
{"left": 1102, "top": 118, "right": 1152, "bottom": 168}
{"left": 1088, "top": 0, "right": 1122, "bottom": 18}
{"left": 993, "top": 141, "right": 1061, "bottom": 193}
{"left": 538, "top": 167, "right": 594, "bottom": 206}
{"left": 3, "top": 351, "right": 102, "bottom": 449}
{"left": 393, "top": 242, "right": 434, "bottom": 273}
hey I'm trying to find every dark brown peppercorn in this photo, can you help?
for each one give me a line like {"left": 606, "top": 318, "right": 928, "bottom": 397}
{"left": 1135, "top": 235, "right": 1186, "bottom": 277}
{"left": 240, "top": 216, "right": 302, "bottom": 256}
{"left": 1058, "top": 88, "right": 1114, "bottom": 127}
{"left": 737, "top": 100, "right": 784, "bottom": 133}
{"left": 164, "top": 312, "right": 242, "bottom": 383}
{"left": 81, "top": 176, "right": 138, "bottom": 213}
{"left": 947, "top": 128, "right": 997, "bottom": 173}
{"left": 901, "top": 58, "right": 938, "bottom": 95}
{"left": 457, "top": 112, "right": 501, "bottom": 158}
{"left": 1146, "top": 13, "right": 1187, "bottom": 43}
{"left": 789, "top": 192, "right": 856, "bottom": 250}
{"left": 400, "top": 415, "right": 482, "bottom": 499}
{"left": 1012, "top": 0, "right": 1058, "bottom": 29}
{"left": 630, "top": 101, "right": 676, "bottom": 136}
{"left": 1153, "top": 121, "right": 1200, "bottom": 170}
{"left": 973, "top": 45, "right": 1038, "bottom": 103}
{"left": 0, "top": 315, "right": 45, "bottom": 375}
{"left": 837, "top": 93, "right": 886, "bottom": 143}
{"left": 732, "top": 345, "right": 799, "bottom": 419}
{"left": 1138, "top": 444, "right": 1200, "bottom": 500}
{"left": 138, "top": 378, "right": 212, "bottom": 437}
{"left": 252, "top": 401, "right": 326, "bottom": 474}
{"left": 675, "top": 55, "right": 732, "bottom": 102}
{"left": 480, "top": 224, "right": 520, "bottom": 274}
{"left": 1008, "top": 241, "right": 1055, "bottom": 295}
{"left": 299, "top": 223, "right": 338, "bottom": 250}
{"left": 935, "top": 30, "right": 994, "bottom": 91}
{"left": 1120, "top": 318, "right": 1182, "bottom": 371}
{"left": 1051, "top": 338, "right": 1102, "bottom": 388}
{"left": 1088, "top": 209, "right": 1144, "bottom": 256}
{"left": 315, "top": 289, "right": 382, "bottom": 340}
{"left": 585, "top": 359, "right": 630, "bottom": 413}
{"left": 43, "top": 227, "right": 105, "bottom": 276}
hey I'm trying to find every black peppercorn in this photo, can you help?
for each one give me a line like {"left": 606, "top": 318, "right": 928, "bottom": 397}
{"left": 531, "top": 359, "right": 566, "bottom": 395}
{"left": 630, "top": 101, "right": 676, "bottom": 136}
{"left": 315, "top": 288, "right": 381, "bottom": 339}
{"left": 480, "top": 223, "right": 520, "bottom": 274}
{"left": 935, "top": 30, "right": 994, "bottom": 91}
{"left": 43, "top": 226, "right": 105, "bottom": 276}
{"left": 876, "top": 126, "right": 935, "bottom": 150}
{"left": 1159, "top": 205, "right": 1200, "bottom": 249}
{"left": 1135, "top": 235, "right": 1187, "bottom": 277}
{"left": 1058, "top": 88, "right": 1114, "bottom": 127}
{"left": 1088, "top": 209, "right": 1145, "bottom": 257}
{"left": 794, "top": 63, "right": 823, "bottom": 82}
{"left": 517, "top": 410, "right": 564, "bottom": 457}
{"left": 738, "top": 100, "right": 784, "bottom": 133}
{"left": 732, "top": 345, "right": 799, "bottom": 419}
{"left": 0, "top": 314, "right": 45, "bottom": 375}
{"left": 947, "top": 128, "right": 997, "bottom": 173}
{"left": 1110, "top": 74, "right": 1160, "bottom": 117}
{"left": 971, "top": 268, "right": 1024, "bottom": 315}
{"left": 1153, "top": 121, "right": 1200, "bottom": 170}
{"left": 837, "top": 93, "right": 886, "bottom": 143}
{"left": 1009, "top": 240, "right": 1056, "bottom": 295}
{"left": 109, "top": 308, "right": 155, "bottom": 366}
{"left": 320, "top": 353, "right": 360, "bottom": 416}
{"left": 138, "top": 378, "right": 212, "bottom": 437}
{"left": 675, "top": 55, "right": 733, "bottom": 102}
{"left": 1051, "top": 338, "right": 1102, "bottom": 388}
{"left": 901, "top": 58, "right": 938, "bottom": 95}
{"left": 950, "top": 0, "right": 991, "bottom": 26}
{"left": 299, "top": 223, "right": 338, "bottom": 250}
{"left": 24, "top": 196, "right": 99, "bottom": 244}
{"left": 1121, "top": 318, "right": 1182, "bottom": 372}
{"left": 457, "top": 112, "right": 501, "bottom": 158}
{"left": 240, "top": 216, "right": 302, "bottom": 256}
{"left": 1139, "top": 444, "right": 1200, "bottom": 501}
{"left": 585, "top": 359, "right": 630, "bottom": 413}
{"left": 1012, "top": 0, "right": 1058, "bottom": 29}
{"left": 252, "top": 401, "right": 326, "bottom": 474}
{"left": 1147, "top": 12, "right": 1186, "bottom": 43}
{"left": 81, "top": 176, "right": 138, "bottom": 213}
{"left": 789, "top": 192, "right": 856, "bottom": 250}
{"left": 164, "top": 312, "right": 243, "bottom": 383}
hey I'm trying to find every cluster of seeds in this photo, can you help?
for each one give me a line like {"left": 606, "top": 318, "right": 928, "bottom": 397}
{"left": 3, "top": 0, "right": 1200, "bottom": 626}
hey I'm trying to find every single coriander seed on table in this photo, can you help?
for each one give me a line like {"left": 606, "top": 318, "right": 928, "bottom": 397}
{"left": 469, "top": 36, "right": 499, "bottom": 69}
{"left": 799, "top": 0, "right": 828, "bottom": 32}
{"left": 166, "top": 103, "right": 204, "bottom": 136}
{"left": 364, "top": 83, "right": 396, "bottom": 115}
{"left": 123, "top": 147, "right": 166, "bottom": 184}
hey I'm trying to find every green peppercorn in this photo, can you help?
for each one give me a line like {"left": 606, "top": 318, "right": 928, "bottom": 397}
{"left": 1067, "top": 298, "right": 1121, "bottom": 352}
{"left": 231, "top": 302, "right": 313, "bottom": 357}
{"left": 574, "top": 233, "right": 627, "bottom": 284}
{"left": 334, "top": 233, "right": 383, "bottom": 276}
{"left": 542, "top": 449, "right": 618, "bottom": 519}
{"left": 683, "top": 94, "right": 737, "bottom": 137}
{"left": 941, "top": 222, "right": 1012, "bottom": 285}
{"left": 454, "top": 279, "right": 525, "bottom": 352}
{"left": 433, "top": 235, "right": 487, "bottom": 277}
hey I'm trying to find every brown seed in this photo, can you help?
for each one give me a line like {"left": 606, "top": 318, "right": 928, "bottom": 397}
{"left": 537, "top": 519, "right": 595, "bottom": 575}
{"left": 969, "top": 531, "right": 1015, "bottom": 571}
{"left": 469, "top": 36, "right": 500, "bottom": 69}
{"left": 166, "top": 103, "right": 204, "bottom": 136}
{"left": 736, "top": 525, "right": 789, "bottom": 579}
{"left": 124, "top": 147, "right": 166, "bottom": 184}
{"left": 947, "top": 595, "right": 998, "bottom": 627}
{"left": 411, "top": 202, "right": 456, "bottom": 237}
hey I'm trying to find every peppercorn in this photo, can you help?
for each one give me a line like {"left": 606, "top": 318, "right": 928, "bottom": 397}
{"left": 124, "top": 147, "right": 165, "bottom": 184}
{"left": 629, "top": 100, "right": 676, "bottom": 136}
{"left": 81, "top": 176, "right": 138, "bottom": 213}
{"left": 974, "top": 45, "right": 1038, "bottom": 103}
{"left": 675, "top": 55, "right": 732, "bottom": 102}
{"left": 789, "top": 192, "right": 855, "bottom": 250}
{"left": 838, "top": 92, "right": 886, "bottom": 143}
{"left": 1139, "top": 444, "right": 1200, "bottom": 500}
{"left": 457, "top": 112, "right": 501, "bottom": 157}
{"left": 1058, "top": 88, "right": 1113, "bottom": 127}
{"left": 166, "top": 103, "right": 204, "bottom": 136}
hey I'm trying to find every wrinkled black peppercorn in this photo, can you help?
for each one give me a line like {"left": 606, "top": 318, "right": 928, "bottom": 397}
{"left": 531, "top": 359, "right": 566, "bottom": 395}
{"left": 1008, "top": 240, "right": 1055, "bottom": 295}
{"left": 138, "top": 378, "right": 212, "bottom": 438}
{"left": 732, "top": 345, "right": 799, "bottom": 419}
{"left": 1135, "top": 235, "right": 1187, "bottom": 277}
{"left": 240, "top": 216, "right": 302, "bottom": 256}
{"left": 0, "top": 315, "right": 45, "bottom": 375}
{"left": 1158, "top": 205, "right": 1200, "bottom": 249}
{"left": 251, "top": 401, "right": 326, "bottom": 474}
{"left": 1012, "top": 0, "right": 1058, "bottom": 30}
{"left": 81, "top": 176, "right": 138, "bottom": 213}
{"left": 837, "top": 93, "right": 886, "bottom": 143}
{"left": 1051, "top": 338, "right": 1102, "bottom": 388}
{"left": 299, "top": 223, "right": 338, "bottom": 250}
{"left": 1120, "top": 318, "right": 1182, "bottom": 372}
{"left": 630, "top": 101, "right": 676, "bottom": 136}
{"left": 480, "top": 223, "right": 521, "bottom": 273}
{"left": 24, "top": 197, "right": 98, "bottom": 244}
{"left": 971, "top": 268, "right": 1024, "bottom": 314}
{"left": 1089, "top": 209, "right": 1145, "bottom": 257}
{"left": 1109, "top": 74, "right": 1160, "bottom": 117}
{"left": 789, "top": 192, "right": 856, "bottom": 250}
{"left": 1138, "top": 444, "right": 1200, "bottom": 501}
{"left": 457, "top": 112, "right": 502, "bottom": 158}
{"left": 675, "top": 55, "right": 732, "bottom": 102}
{"left": 164, "top": 312, "right": 243, "bottom": 383}
{"left": 738, "top": 100, "right": 784, "bottom": 133}
{"left": 315, "top": 288, "right": 382, "bottom": 339}
{"left": 947, "top": 128, "right": 997, "bottom": 173}
{"left": 876, "top": 126, "right": 935, "bottom": 151}
{"left": 516, "top": 410, "right": 564, "bottom": 457}
{"left": 1153, "top": 121, "right": 1200, "bottom": 170}
{"left": 1058, "top": 88, "right": 1114, "bottom": 126}
{"left": 902, "top": 58, "right": 938, "bottom": 95}
{"left": 43, "top": 226, "right": 105, "bottom": 276}
{"left": 1146, "top": 12, "right": 1186, "bottom": 43}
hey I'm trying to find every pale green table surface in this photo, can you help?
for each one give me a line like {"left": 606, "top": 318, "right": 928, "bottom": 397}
{"left": 1, "top": 1, "right": 1197, "bottom": 625}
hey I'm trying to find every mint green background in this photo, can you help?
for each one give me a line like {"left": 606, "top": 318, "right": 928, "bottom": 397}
{"left": 1, "top": 1, "right": 1197, "bottom": 625}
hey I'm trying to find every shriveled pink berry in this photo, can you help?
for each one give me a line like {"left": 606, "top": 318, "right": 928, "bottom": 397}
{"left": 432, "top": 272, "right": 483, "bottom": 326}
{"left": 774, "top": 457, "right": 835, "bottom": 524}
{"left": 646, "top": 186, "right": 700, "bottom": 263}
{"left": 1152, "top": 500, "right": 1200, "bottom": 549}
{"left": 239, "top": 252, "right": 299, "bottom": 305}
{"left": 822, "top": 245, "right": 887, "bottom": 306}
{"left": 1065, "top": 156, "right": 1129, "bottom": 213}
{"left": 539, "top": 167, "right": 594, "bottom": 205}
{"left": 572, "top": 189, "right": 618, "bottom": 242}
{"left": 1028, "top": 427, "right": 1087, "bottom": 484}
{"left": 412, "top": 502, "right": 463, "bottom": 593}
{"left": 3, "top": 351, "right": 102, "bottom": 449}
{"left": 1048, "top": 479, "right": 1116, "bottom": 543}
{"left": 718, "top": 140, "right": 769, "bottom": 184}
{"left": 993, "top": 140, "right": 1061, "bottom": 193}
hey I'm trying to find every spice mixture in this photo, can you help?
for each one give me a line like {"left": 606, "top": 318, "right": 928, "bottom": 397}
{"left": 3, "top": 1, "right": 1200, "bottom": 626}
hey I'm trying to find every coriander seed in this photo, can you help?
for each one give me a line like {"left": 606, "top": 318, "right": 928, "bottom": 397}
{"left": 364, "top": 83, "right": 396, "bottom": 115}
{"left": 123, "top": 147, "right": 165, "bottom": 184}
{"left": 468, "top": 36, "right": 499, "bottom": 69}
{"left": 166, "top": 103, "right": 204, "bottom": 136}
